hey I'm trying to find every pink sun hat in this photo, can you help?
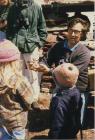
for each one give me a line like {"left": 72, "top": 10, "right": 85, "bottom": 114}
{"left": 0, "top": 39, "right": 20, "bottom": 62}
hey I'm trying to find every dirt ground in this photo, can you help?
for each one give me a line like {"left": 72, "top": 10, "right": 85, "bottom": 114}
{"left": 27, "top": 92, "right": 95, "bottom": 140}
{"left": 28, "top": 129, "right": 95, "bottom": 139}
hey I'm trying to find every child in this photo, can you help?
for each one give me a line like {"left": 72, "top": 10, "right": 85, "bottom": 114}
{"left": 0, "top": 39, "right": 35, "bottom": 140}
{"left": 48, "top": 63, "right": 82, "bottom": 139}
{"left": 29, "top": 62, "right": 82, "bottom": 139}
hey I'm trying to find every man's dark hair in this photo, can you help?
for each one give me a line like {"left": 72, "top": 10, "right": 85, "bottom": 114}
{"left": 77, "top": 14, "right": 90, "bottom": 32}
{"left": 68, "top": 18, "right": 86, "bottom": 30}
{"left": 70, "top": 12, "right": 91, "bottom": 32}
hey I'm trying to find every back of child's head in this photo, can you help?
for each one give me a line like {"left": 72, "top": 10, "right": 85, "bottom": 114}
{"left": 53, "top": 63, "right": 79, "bottom": 88}
{"left": 0, "top": 39, "right": 22, "bottom": 89}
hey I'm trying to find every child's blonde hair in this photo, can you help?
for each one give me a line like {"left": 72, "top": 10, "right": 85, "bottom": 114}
{"left": 0, "top": 39, "right": 22, "bottom": 90}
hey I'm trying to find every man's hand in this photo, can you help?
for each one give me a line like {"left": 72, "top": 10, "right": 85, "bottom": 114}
{"left": 28, "top": 60, "right": 39, "bottom": 71}
{"left": 28, "top": 61, "right": 50, "bottom": 73}
{"left": 37, "top": 63, "right": 50, "bottom": 73}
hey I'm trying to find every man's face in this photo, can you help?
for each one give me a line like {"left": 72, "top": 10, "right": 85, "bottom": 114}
{"left": 0, "top": 0, "right": 9, "bottom": 6}
{"left": 67, "top": 23, "right": 84, "bottom": 47}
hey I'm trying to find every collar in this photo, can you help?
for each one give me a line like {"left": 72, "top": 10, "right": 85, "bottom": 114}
{"left": 56, "top": 85, "right": 76, "bottom": 96}
{"left": 64, "top": 39, "right": 80, "bottom": 52}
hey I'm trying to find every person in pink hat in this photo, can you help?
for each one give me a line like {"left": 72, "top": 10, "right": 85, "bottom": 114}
{"left": 0, "top": 39, "right": 35, "bottom": 140}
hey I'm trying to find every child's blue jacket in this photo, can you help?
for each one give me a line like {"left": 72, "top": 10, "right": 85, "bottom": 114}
{"left": 48, "top": 86, "right": 82, "bottom": 139}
